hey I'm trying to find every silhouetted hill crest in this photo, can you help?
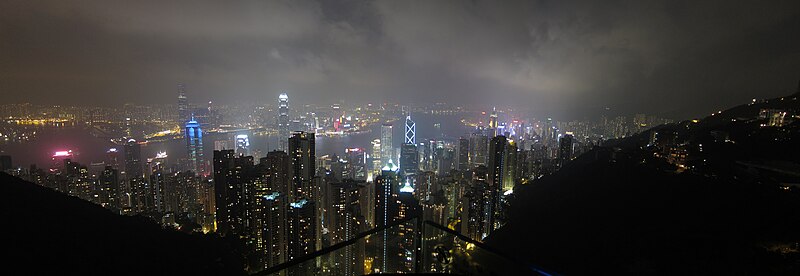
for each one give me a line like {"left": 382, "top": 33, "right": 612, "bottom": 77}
{"left": 0, "top": 172, "right": 244, "bottom": 275}
{"left": 487, "top": 92, "right": 800, "bottom": 274}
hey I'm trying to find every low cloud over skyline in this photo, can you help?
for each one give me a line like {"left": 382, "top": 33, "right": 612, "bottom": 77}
{"left": 1, "top": 0, "right": 799, "bottom": 119}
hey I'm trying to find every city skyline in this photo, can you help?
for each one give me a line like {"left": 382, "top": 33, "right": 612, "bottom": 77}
{"left": 2, "top": 1, "right": 800, "bottom": 275}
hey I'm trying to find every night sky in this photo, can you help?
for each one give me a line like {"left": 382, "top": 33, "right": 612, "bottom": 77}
{"left": 1, "top": 0, "right": 799, "bottom": 118}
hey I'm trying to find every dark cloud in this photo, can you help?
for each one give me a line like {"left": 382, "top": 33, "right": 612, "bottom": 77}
{"left": 1, "top": 0, "right": 798, "bottom": 119}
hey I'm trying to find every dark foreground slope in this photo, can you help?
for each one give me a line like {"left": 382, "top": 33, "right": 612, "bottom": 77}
{"left": 0, "top": 172, "right": 243, "bottom": 275}
{"left": 488, "top": 95, "right": 800, "bottom": 275}
{"left": 490, "top": 150, "right": 800, "bottom": 275}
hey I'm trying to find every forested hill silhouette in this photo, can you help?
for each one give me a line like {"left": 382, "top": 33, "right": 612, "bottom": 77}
{"left": 0, "top": 172, "right": 244, "bottom": 275}
{"left": 487, "top": 93, "right": 800, "bottom": 275}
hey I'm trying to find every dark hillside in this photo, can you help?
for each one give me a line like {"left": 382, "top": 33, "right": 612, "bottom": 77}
{"left": 488, "top": 93, "right": 800, "bottom": 275}
{"left": 0, "top": 172, "right": 244, "bottom": 275}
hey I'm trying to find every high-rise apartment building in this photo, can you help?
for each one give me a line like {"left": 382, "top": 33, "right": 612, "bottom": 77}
{"left": 559, "top": 133, "right": 574, "bottom": 167}
{"left": 289, "top": 131, "right": 315, "bottom": 201}
{"left": 213, "top": 149, "right": 254, "bottom": 237}
{"left": 469, "top": 131, "right": 488, "bottom": 167}
{"left": 457, "top": 137, "right": 470, "bottom": 171}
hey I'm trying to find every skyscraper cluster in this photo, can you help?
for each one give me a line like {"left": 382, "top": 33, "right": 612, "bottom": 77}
{"left": 206, "top": 111, "right": 426, "bottom": 273}
{"left": 212, "top": 131, "right": 323, "bottom": 272}
{"left": 3, "top": 93, "right": 676, "bottom": 274}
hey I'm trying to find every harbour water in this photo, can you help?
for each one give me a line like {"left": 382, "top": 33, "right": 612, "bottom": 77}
{"left": 1, "top": 113, "right": 474, "bottom": 169}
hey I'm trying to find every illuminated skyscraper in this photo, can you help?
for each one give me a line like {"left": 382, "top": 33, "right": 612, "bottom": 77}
{"left": 278, "top": 93, "right": 290, "bottom": 151}
{"left": 374, "top": 161, "right": 399, "bottom": 273}
{"left": 469, "top": 131, "right": 488, "bottom": 167}
{"left": 404, "top": 114, "right": 415, "bottom": 145}
{"left": 214, "top": 140, "right": 233, "bottom": 151}
{"left": 289, "top": 131, "right": 315, "bottom": 201}
{"left": 213, "top": 149, "right": 254, "bottom": 236}
{"left": 417, "top": 141, "right": 431, "bottom": 172}
{"left": 236, "top": 134, "right": 250, "bottom": 156}
{"left": 206, "top": 100, "right": 216, "bottom": 128}
{"left": 461, "top": 178, "right": 492, "bottom": 240}
{"left": 106, "top": 148, "right": 120, "bottom": 171}
{"left": 373, "top": 160, "right": 419, "bottom": 273}
{"left": 380, "top": 124, "right": 393, "bottom": 168}
{"left": 264, "top": 151, "right": 290, "bottom": 197}
{"left": 185, "top": 115, "right": 204, "bottom": 175}
{"left": 486, "top": 135, "right": 518, "bottom": 232}
{"left": 503, "top": 140, "right": 517, "bottom": 193}
{"left": 400, "top": 144, "right": 418, "bottom": 178}
{"left": 287, "top": 199, "right": 317, "bottom": 275}
{"left": 98, "top": 165, "right": 119, "bottom": 210}
{"left": 258, "top": 192, "right": 287, "bottom": 269}
{"left": 371, "top": 138, "right": 381, "bottom": 175}
{"left": 325, "top": 180, "right": 365, "bottom": 276}
{"left": 457, "top": 137, "right": 469, "bottom": 171}
{"left": 400, "top": 114, "right": 418, "bottom": 179}
{"left": 147, "top": 152, "right": 168, "bottom": 213}
{"left": 177, "top": 83, "right": 189, "bottom": 124}
{"left": 124, "top": 139, "right": 143, "bottom": 211}
{"left": 51, "top": 150, "right": 73, "bottom": 171}
{"left": 488, "top": 107, "right": 498, "bottom": 136}
{"left": 345, "top": 147, "right": 367, "bottom": 181}
{"left": 486, "top": 136, "right": 508, "bottom": 234}
{"left": 559, "top": 133, "right": 575, "bottom": 167}
{"left": 396, "top": 181, "right": 419, "bottom": 273}
{"left": 434, "top": 143, "right": 456, "bottom": 176}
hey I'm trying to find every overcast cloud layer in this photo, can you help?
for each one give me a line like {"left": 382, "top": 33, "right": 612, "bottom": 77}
{"left": 1, "top": 0, "right": 799, "bottom": 118}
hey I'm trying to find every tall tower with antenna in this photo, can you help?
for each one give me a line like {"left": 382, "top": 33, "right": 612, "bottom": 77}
{"left": 278, "top": 93, "right": 290, "bottom": 151}
{"left": 177, "top": 83, "right": 189, "bottom": 125}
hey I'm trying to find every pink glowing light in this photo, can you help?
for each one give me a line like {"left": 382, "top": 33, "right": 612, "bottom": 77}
{"left": 53, "top": 150, "right": 73, "bottom": 157}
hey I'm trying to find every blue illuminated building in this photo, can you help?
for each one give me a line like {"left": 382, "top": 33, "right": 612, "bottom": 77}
{"left": 185, "top": 115, "right": 204, "bottom": 175}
